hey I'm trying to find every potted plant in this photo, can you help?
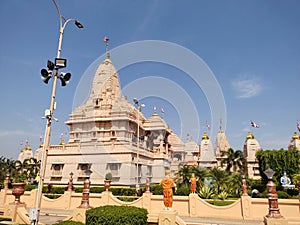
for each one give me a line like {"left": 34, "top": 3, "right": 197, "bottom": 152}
{"left": 11, "top": 161, "right": 27, "bottom": 204}
{"left": 104, "top": 172, "right": 112, "bottom": 191}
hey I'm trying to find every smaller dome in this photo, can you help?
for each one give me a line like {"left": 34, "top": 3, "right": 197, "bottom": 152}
{"left": 202, "top": 132, "right": 209, "bottom": 140}
{"left": 59, "top": 139, "right": 66, "bottom": 145}
{"left": 292, "top": 132, "right": 299, "bottom": 140}
{"left": 246, "top": 132, "right": 254, "bottom": 140}
{"left": 25, "top": 145, "right": 32, "bottom": 150}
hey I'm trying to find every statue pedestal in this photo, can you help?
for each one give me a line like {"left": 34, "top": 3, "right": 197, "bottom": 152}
{"left": 264, "top": 216, "right": 288, "bottom": 225}
{"left": 159, "top": 209, "right": 178, "bottom": 225}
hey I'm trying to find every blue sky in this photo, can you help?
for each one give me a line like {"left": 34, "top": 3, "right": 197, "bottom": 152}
{"left": 0, "top": 0, "right": 299, "bottom": 159}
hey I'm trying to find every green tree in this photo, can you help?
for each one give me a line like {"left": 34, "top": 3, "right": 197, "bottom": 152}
{"left": 23, "top": 157, "right": 40, "bottom": 181}
{"left": 221, "top": 148, "right": 246, "bottom": 174}
{"left": 175, "top": 165, "right": 208, "bottom": 191}
{"left": 227, "top": 172, "right": 243, "bottom": 197}
{"left": 0, "top": 156, "right": 16, "bottom": 187}
{"left": 256, "top": 149, "right": 300, "bottom": 183}
{"left": 208, "top": 168, "right": 230, "bottom": 194}
{"left": 175, "top": 165, "right": 193, "bottom": 187}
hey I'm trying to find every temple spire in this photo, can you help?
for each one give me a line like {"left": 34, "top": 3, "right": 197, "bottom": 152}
{"left": 103, "top": 36, "right": 110, "bottom": 59}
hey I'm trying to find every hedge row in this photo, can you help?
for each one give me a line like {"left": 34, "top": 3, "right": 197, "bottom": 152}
{"left": 54, "top": 221, "right": 84, "bottom": 225}
{"left": 86, "top": 205, "right": 148, "bottom": 225}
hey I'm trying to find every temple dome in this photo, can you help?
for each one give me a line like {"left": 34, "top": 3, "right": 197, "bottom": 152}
{"left": 202, "top": 132, "right": 209, "bottom": 140}
{"left": 144, "top": 112, "right": 167, "bottom": 131}
{"left": 246, "top": 132, "right": 255, "bottom": 140}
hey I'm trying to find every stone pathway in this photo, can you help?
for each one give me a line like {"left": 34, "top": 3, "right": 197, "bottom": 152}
{"left": 180, "top": 216, "right": 264, "bottom": 225}
{"left": 27, "top": 208, "right": 72, "bottom": 225}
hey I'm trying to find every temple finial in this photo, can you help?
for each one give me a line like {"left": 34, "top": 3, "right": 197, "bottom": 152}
{"left": 103, "top": 36, "right": 110, "bottom": 59}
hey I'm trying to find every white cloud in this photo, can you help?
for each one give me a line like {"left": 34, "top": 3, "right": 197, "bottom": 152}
{"left": 0, "top": 130, "right": 32, "bottom": 137}
{"left": 232, "top": 78, "right": 263, "bottom": 98}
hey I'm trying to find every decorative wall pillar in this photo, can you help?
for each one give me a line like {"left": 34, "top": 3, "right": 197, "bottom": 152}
{"left": 4, "top": 172, "right": 10, "bottom": 190}
{"left": 240, "top": 178, "right": 252, "bottom": 220}
{"left": 67, "top": 172, "right": 74, "bottom": 192}
{"left": 78, "top": 169, "right": 92, "bottom": 209}
{"left": 263, "top": 168, "right": 287, "bottom": 225}
{"left": 145, "top": 178, "right": 150, "bottom": 193}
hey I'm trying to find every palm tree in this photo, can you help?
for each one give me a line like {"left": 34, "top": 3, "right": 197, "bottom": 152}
{"left": 175, "top": 165, "right": 208, "bottom": 189}
{"left": 209, "top": 167, "right": 230, "bottom": 194}
{"left": 221, "top": 148, "right": 246, "bottom": 174}
{"left": 175, "top": 165, "right": 193, "bottom": 186}
{"left": 227, "top": 172, "right": 243, "bottom": 197}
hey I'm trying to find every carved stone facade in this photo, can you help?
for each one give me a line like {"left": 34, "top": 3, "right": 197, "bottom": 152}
{"left": 34, "top": 56, "right": 174, "bottom": 187}
{"left": 243, "top": 132, "right": 261, "bottom": 179}
{"left": 288, "top": 132, "right": 300, "bottom": 150}
{"left": 18, "top": 51, "right": 299, "bottom": 185}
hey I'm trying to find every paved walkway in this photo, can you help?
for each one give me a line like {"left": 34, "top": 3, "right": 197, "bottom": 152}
{"left": 27, "top": 208, "right": 73, "bottom": 225}
{"left": 25, "top": 209, "right": 300, "bottom": 225}
{"left": 28, "top": 208, "right": 265, "bottom": 225}
{"left": 180, "top": 216, "right": 264, "bottom": 225}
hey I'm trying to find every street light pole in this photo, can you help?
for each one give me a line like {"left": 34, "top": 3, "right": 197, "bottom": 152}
{"left": 133, "top": 98, "right": 145, "bottom": 193}
{"left": 31, "top": 1, "right": 83, "bottom": 224}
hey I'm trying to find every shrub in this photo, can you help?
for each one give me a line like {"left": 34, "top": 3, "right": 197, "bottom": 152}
{"left": 218, "top": 191, "right": 228, "bottom": 200}
{"left": 117, "top": 196, "right": 136, "bottom": 202}
{"left": 174, "top": 185, "right": 190, "bottom": 196}
{"left": 205, "top": 200, "right": 235, "bottom": 206}
{"left": 150, "top": 184, "right": 163, "bottom": 195}
{"left": 54, "top": 221, "right": 84, "bottom": 225}
{"left": 198, "top": 186, "right": 214, "bottom": 199}
{"left": 86, "top": 205, "right": 148, "bottom": 225}
{"left": 277, "top": 191, "right": 290, "bottom": 199}
{"left": 90, "top": 186, "right": 105, "bottom": 193}
{"left": 251, "top": 182, "right": 266, "bottom": 194}
{"left": 0, "top": 218, "right": 11, "bottom": 222}
{"left": 286, "top": 188, "right": 299, "bottom": 197}
{"left": 25, "top": 184, "right": 36, "bottom": 191}
{"left": 44, "top": 193, "right": 61, "bottom": 199}
{"left": 110, "top": 187, "right": 136, "bottom": 196}
{"left": 75, "top": 187, "right": 83, "bottom": 193}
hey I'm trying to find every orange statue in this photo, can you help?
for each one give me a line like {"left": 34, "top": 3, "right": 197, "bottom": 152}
{"left": 160, "top": 170, "right": 175, "bottom": 210}
{"left": 189, "top": 173, "right": 197, "bottom": 193}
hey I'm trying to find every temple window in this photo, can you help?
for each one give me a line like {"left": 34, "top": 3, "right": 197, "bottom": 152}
{"left": 50, "top": 163, "right": 64, "bottom": 180}
{"left": 77, "top": 163, "right": 92, "bottom": 178}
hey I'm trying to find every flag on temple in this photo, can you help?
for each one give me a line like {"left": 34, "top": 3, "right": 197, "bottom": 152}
{"left": 206, "top": 120, "right": 210, "bottom": 130}
{"left": 161, "top": 107, "right": 165, "bottom": 114}
{"left": 103, "top": 36, "right": 109, "bottom": 42}
{"left": 154, "top": 105, "right": 156, "bottom": 112}
{"left": 297, "top": 121, "right": 300, "bottom": 132}
{"left": 250, "top": 120, "right": 259, "bottom": 128}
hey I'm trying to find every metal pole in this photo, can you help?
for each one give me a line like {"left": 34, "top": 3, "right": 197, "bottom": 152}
{"left": 33, "top": 4, "right": 75, "bottom": 224}
{"left": 136, "top": 106, "right": 140, "bottom": 192}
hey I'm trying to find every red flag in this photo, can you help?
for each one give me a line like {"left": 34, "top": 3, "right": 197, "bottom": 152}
{"left": 103, "top": 36, "right": 109, "bottom": 43}
{"left": 26, "top": 138, "right": 29, "bottom": 145}
{"left": 39, "top": 135, "right": 43, "bottom": 143}
{"left": 206, "top": 120, "right": 210, "bottom": 130}
{"left": 161, "top": 107, "right": 165, "bottom": 114}
{"left": 297, "top": 121, "right": 300, "bottom": 132}
{"left": 250, "top": 120, "right": 259, "bottom": 128}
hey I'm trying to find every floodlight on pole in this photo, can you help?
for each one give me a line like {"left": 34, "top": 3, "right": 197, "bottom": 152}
{"left": 32, "top": 0, "right": 83, "bottom": 224}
